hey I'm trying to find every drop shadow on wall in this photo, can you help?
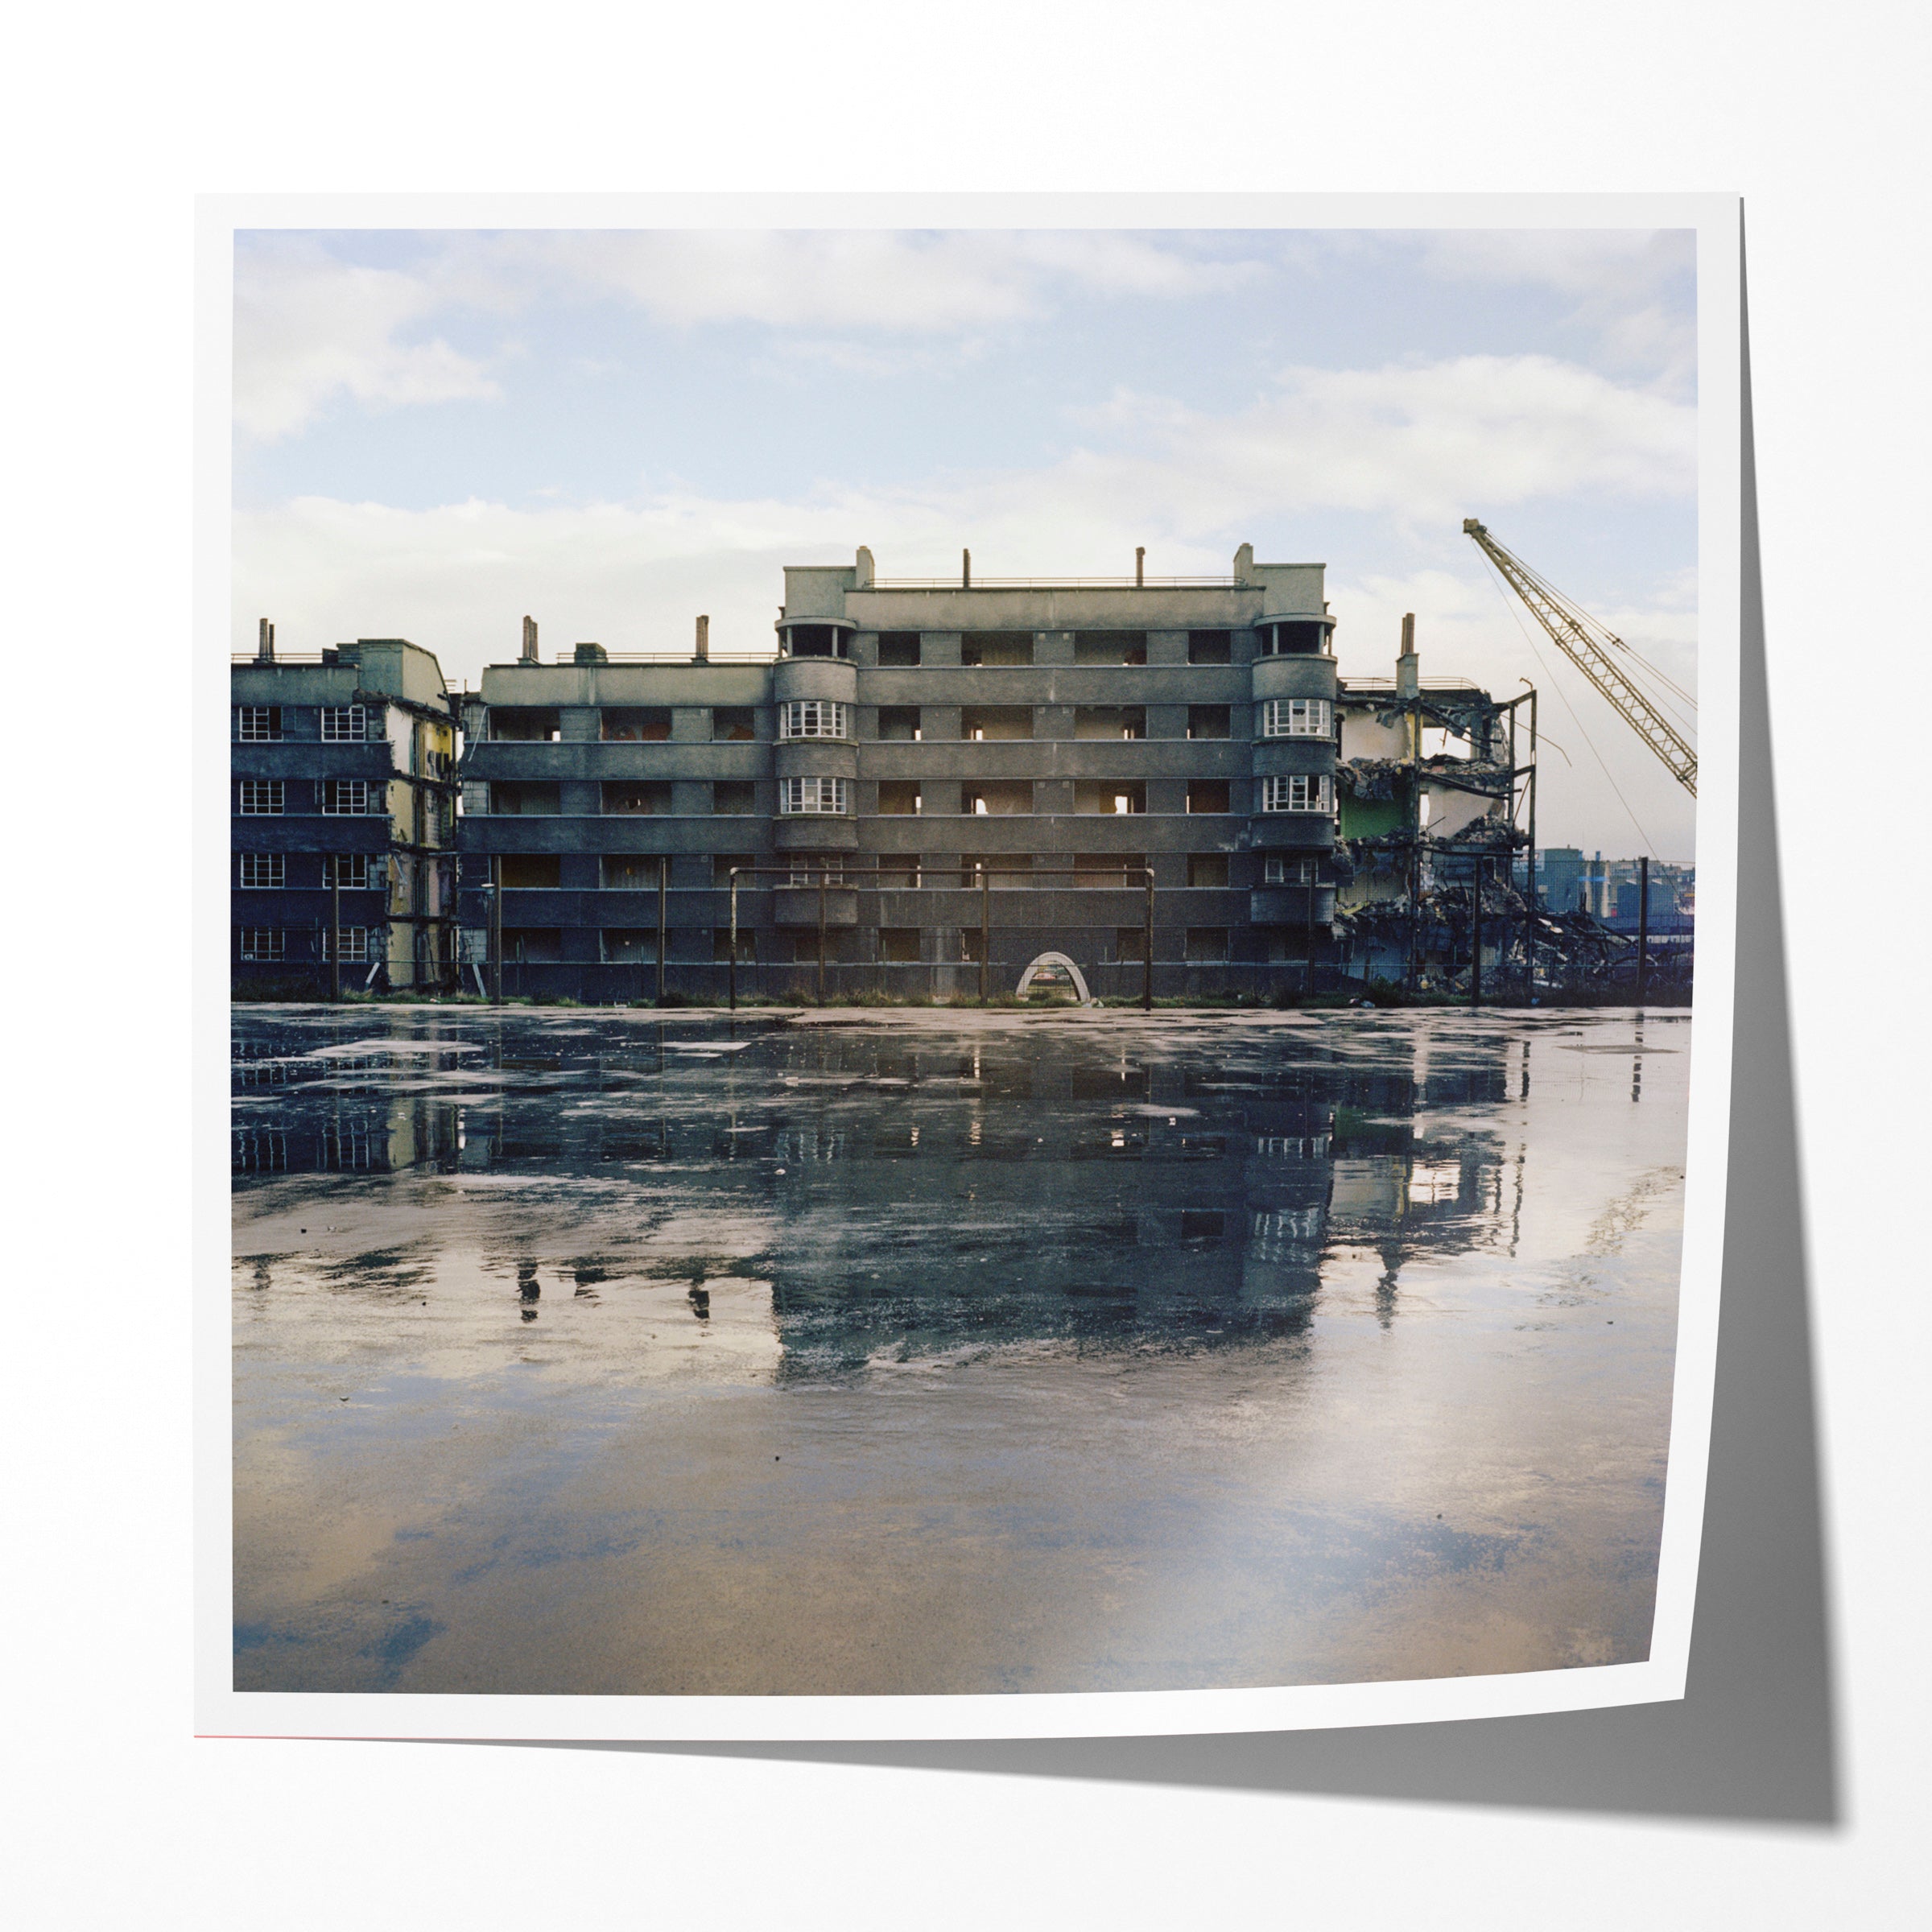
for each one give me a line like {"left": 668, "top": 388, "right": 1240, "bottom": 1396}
{"left": 475, "top": 216, "right": 1840, "bottom": 1826}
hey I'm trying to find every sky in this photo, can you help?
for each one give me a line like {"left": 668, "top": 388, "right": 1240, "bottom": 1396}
{"left": 231, "top": 225, "right": 1699, "bottom": 860}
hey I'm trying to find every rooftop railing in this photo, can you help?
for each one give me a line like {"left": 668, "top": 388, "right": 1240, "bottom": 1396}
{"left": 867, "top": 575, "right": 1242, "bottom": 590}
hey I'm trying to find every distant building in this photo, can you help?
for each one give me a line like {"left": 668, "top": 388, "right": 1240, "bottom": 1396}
{"left": 456, "top": 545, "right": 1341, "bottom": 1001}
{"left": 231, "top": 628, "right": 460, "bottom": 995}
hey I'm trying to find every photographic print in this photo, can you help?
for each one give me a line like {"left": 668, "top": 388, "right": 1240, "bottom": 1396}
{"left": 204, "top": 197, "right": 1738, "bottom": 1738}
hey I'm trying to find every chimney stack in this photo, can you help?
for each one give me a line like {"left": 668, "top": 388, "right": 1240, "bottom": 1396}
{"left": 256, "top": 618, "right": 275, "bottom": 663}
{"left": 1397, "top": 612, "right": 1419, "bottom": 700}
{"left": 694, "top": 613, "right": 709, "bottom": 661}
{"left": 520, "top": 615, "right": 539, "bottom": 663}
{"left": 962, "top": 547, "right": 972, "bottom": 589}
{"left": 1135, "top": 546, "right": 1146, "bottom": 587}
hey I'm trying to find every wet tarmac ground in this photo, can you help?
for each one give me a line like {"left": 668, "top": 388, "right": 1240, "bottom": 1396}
{"left": 232, "top": 1004, "right": 1690, "bottom": 1696}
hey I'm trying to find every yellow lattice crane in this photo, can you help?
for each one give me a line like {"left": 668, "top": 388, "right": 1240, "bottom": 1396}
{"left": 1463, "top": 518, "right": 1697, "bottom": 798}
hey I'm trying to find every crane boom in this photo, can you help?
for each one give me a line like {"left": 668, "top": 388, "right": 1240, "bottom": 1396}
{"left": 1463, "top": 518, "right": 1696, "bottom": 798}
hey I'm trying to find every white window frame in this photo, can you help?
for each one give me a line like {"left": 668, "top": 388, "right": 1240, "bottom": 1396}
{"left": 237, "top": 852, "right": 285, "bottom": 889}
{"left": 789, "top": 857, "right": 846, "bottom": 886}
{"left": 320, "top": 704, "right": 367, "bottom": 743}
{"left": 1259, "top": 773, "right": 1334, "bottom": 814}
{"left": 1263, "top": 854, "right": 1319, "bottom": 886}
{"left": 325, "top": 926, "right": 373, "bottom": 964}
{"left": 324, "top": 852, "right": 374, "bottom": 890}
{"left": 779, "top": 776, "right": 849, "bottom": 815}
{"left": 320, "top": 778, "right": 372, "bottom": 816}
{"left": 234, "top": 706, "right": 281, "bottom": 742}
{"left": 237, "top": 927, "right": 285, "bottom": 960}
{"left": 778, "top": 700, "right": 849, "bottom": 741}
{"left": 1261, "top": 697, "right": 1332, "bottom": 739}
{"left": 237, "top": 779, "right": 283, "bottom": 815}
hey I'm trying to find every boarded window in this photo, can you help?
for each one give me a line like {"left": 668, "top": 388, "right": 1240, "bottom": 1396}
{"left": 601, "top": 930, "right": 658, "bottom": 964}
{"left": 877, "top": 632, "right": 921, "bottom": 667}
{"left": 601, "top": 854, "right": 662, "bottom": 889}
{"left": 503, "top": 928, "right": 562, "bottom": 963}
{"left": 601, "top": 708, "right": 671, "bottom": 741}
{"left": 879, "top": 927, "right": 922, "bottom": 963}
{"left": 1186, "top": 780, "right": 1231, "bottom": 815}
{"left": 960, "top": 632, "right": 1033, "bottom": 667}
{"left": 601, "top": 782, "right": 672, "bottom": 815}
{"left": 499, "top": 853, "right": 561, "bottom": 889}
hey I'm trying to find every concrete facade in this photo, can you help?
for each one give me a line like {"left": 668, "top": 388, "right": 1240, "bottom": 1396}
{"left": 456, "top": 548, "right": 1342, "bottom": 1001}
{"left": 231, "top": 634, "right": 460, "bottom": 995}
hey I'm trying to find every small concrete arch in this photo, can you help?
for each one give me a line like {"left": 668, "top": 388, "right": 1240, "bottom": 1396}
{"left": 1015, "top": 952, "right": 1095, "bottom": 1006}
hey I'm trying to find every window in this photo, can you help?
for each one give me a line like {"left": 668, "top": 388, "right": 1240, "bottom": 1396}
{"left": 1261, "top": 697, "right": 1333, "bottom": 738}
{"left": 1264, "top": 855, "right": 1319, "bottom": 886}
{"left": 1074, "top": 632, "right": 1147, "bottom": 666}
{"left": 601, "top": 930, "right": 658, "bottom": 964}
{"left": 237, "top": 928, "right": 285, "bottom": 960}
{"left": 237, "top": 779, "right": 283, "bottom": 815}
{"left": 877, "top": 781, "right": 922, "bottom": 815}
{"left": 1187, "top": 853, "right": 1229, "bottom": 888}
{"left": 320, "top": 704, "right": 366, "bottom": 742}
{"left": 1074, "top": 853, "right": 1146, "bottom": 886}
{"left": 782, "top": 625, "right": 848, "bottom": 658}
{"left": 499, "top": 853, "right": 561, "bottom": 889}
{"left": 1258, "top": 621, "right": 1327, "bottom": 657}
{"left": 961, "top": 854, "right": 1031, "bottom": 886}
{"left": 960, "top": 706, "right": 1031, "bottom": 741}
{"left": 601, "top": 855, "right": 662, "bottom": 890}
{"left": 502, "top": 928, "right": 562, "bottom": 964}
{"left": 234, "top": 706, "right": 281, "bottom": 741}
{"left": 1074, "top": 780, "right": 1145, "bottom": 815}
{"left": 877, "top": 632, "right": 921, "bottom": 667}
{"left": 491, "top": 708, "right": 560, "bottom": 741}
{"left": 237, "top": 852, "right": 284, "bottom": 889}
{"left": 325, "top": 926, "right": 373, "bottom": 964}
{"left": 601, "top": 708, "right": 671, "bottom": 741}
{"left": 1073, "top": 706, "right": 1145, "bottom": 740}
{"left": 1260, "top": 774, "right": 1335, "bottom": 814}
{"left": 601, "top": 782, "right": 671, "bottom": 815}
{"left": 877, "top": 858, "right": 922, "bottom": 888}
{"left": 960, "top": 633, "right": 1032, "bottom": 667}
{"left": 780, "top": 700, "right": 848, "bottom": 740}
{"left": 877, "top": 706, "right": 921, "bottom": 741}
{"left": 1115, "top": 926, "right": 1148, "bottom": 962}
{"left": 780, "top": 776, "right": 848, "bottom": 815}
{"left": 1186, "top": 780, "right": 1232, "bottom": 815}
{"left": 713, "top": 928, "right": 757, "bottom": 964}
{"left": 879, "top": 927, "right": 922, "bottom": 963}
{"left": 1187, "top": 705, "right": 1230, "bottom": 740}
{"left": 963, "top": 781, "right": 1033, "bottom": 815}
{"left": 323, "top": 852, "right": 374, "bottom": 889}
{"left": 1185, "top": 927, "right": 1229, "bottom": 963}
{"left": 1187, "top": 630, "right": 1232, "bottom": 665}
{"left": 712, "top": 781, "right": 758, "bottom": 814}
{"left": 320, "top": 778, "right": 372, "bottom": 815}
{"left": 712, "top": 707, "right": 756, "bottom": 742}
{"left": 788, "top": 857, "right": 844, "bottom": 886}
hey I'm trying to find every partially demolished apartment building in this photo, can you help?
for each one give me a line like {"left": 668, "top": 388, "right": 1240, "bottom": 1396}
{"left": 454, "top": 547, "right": 1347, "bottom": 1002}
{"left": 230, "top": 630, "right": 460, "bottom": 994}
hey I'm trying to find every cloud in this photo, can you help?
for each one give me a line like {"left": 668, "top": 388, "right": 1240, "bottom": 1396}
{"left": 233, "top": 238, "right": 498, "bottom": 442}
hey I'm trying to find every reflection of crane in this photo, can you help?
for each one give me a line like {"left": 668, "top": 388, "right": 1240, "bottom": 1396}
{"left": 1463, "top": 519, "right": 1697, "bottom": 797}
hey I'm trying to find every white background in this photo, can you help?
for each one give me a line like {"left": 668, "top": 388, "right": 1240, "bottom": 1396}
{"left": 6, "top": 4, "right": 1926, "bottom": 1926}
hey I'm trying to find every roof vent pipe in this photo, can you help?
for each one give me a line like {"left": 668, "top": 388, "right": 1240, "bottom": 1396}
{"left": 695, "top": 613, "right": 709, "bottom": 661}
{"left": 962, "top": 547, "right": 971, "bottom": 589}
{"left": 520, "top": 615, "right": 539, "bottom": 663}
{"left": 1135, "top": 547, "right": 1146, "bottom": 587}
{"left": 257, "top": 618, "right": 275, "bottom": 663}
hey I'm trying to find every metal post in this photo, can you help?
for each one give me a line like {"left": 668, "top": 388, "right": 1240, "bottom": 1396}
{"left": 979, "top": 869, "right": 989, "bottom": 1003}
{"left": 330, "top": 869, "right": 341, "bottom": 1004}
{"left": 1142, "top": 869, "right": 1154, "bottom": 1012}
{"left": 489, "top": 860, "right": 502, "bottom": 1004}
{"left": 1637, "top": 855, "right": 1650, "bottom": 1006}
{"left": 729, "top": 872, "right": 738, "bottom": 1013}
{"left": 816, "top": 874, "right": 828, "bottom": 1006}
{"left": 1471, "top": 858, "right": 1483, "bottom": 1008}
{"left": 1407, "top": 696, "right": 1422, "bottom": 991}
{"left": 656, "top": 861, "right": 667, "bottom": 1005}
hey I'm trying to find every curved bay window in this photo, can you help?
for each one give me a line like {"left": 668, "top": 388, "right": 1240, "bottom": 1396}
{"left": 1261, "top": 697, "right": 1333, "bottom": 738}
{"left": 779, "top": 623, "right": 851, "bottom": 658}
{"left": 1259, "top": 773, "right": 1334, "bottom": 814}
{"left": 1257, "top": 620, "right": 1330, "bottom": 657}
{"left": 780, "top": 776, "right": 850, "bottom": 815}
{"left": 779, "top": 700, "right": 849, "bottom": 740}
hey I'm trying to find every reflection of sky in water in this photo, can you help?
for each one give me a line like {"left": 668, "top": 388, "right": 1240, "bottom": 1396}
{"left": 233, "top": 1006, "right": 1690, "bottom": 1696}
